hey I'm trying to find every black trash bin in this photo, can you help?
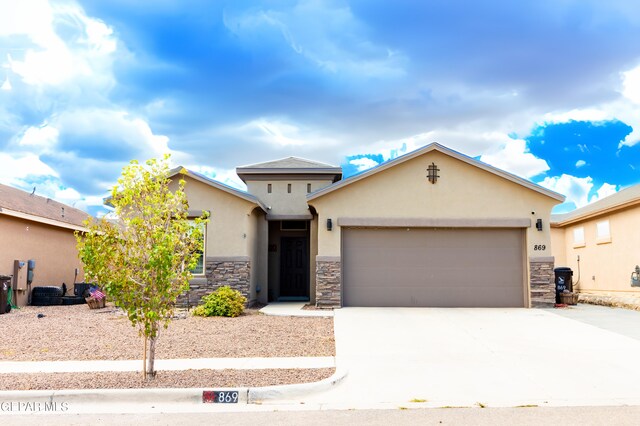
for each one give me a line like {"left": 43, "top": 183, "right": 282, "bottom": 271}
{"left": 0, "top": 275, "right": 11, "bottom": 314}
{"left": 554, "top": 267, "right": 573, "bottom": 304}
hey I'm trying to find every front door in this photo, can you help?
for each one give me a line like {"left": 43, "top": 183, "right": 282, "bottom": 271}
{"left": 280, "top": 237, "right": 309, "bottom": 298}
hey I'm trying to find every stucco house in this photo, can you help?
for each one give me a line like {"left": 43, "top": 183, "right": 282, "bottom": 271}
{"left": 551, "top": 184, "right": 640, "bottom": 306}
{"left": 0, "top": 183, "right": 88, "bottom": 306}
{"left": 174, "top": 143, "right": 565, "bottom": 308}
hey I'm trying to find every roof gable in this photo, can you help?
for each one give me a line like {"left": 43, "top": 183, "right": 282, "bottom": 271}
{"left": 0, "top": 183, "right": 90, "bottom": 229}
{"left": 169, "top": 167, "right": 267, "bottom": 211}
{"left": 307, "top": 143, "right": 565, "bottom": 202}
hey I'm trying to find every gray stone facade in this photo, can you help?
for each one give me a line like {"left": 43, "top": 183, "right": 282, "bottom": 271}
{"left": 316, "top": 258, "right": 341, "bottom": 308}
{"left": 177, "top": 257, "right": 251, "bottom": 308}
{"left": 529, "top": 257, "right": 555, "bottom": 307}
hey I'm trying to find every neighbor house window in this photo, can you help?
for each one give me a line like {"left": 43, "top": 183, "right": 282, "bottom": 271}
{"left": 267, "top": 183, "right": 272, "bottom": 193}
{"left": 189, "top": 220, "right": 206, "bottom": 275}
{"left": 573, "top": 226, "right": 585, "bottom": 248}
{"left": 596, "top": 220, "right": 611, "bottom": 244}
{"left": 287, "top": 183, "right": 292, "bottom": 193}
{"left": 307, "top": 183, "right": 311, "bottom": 193}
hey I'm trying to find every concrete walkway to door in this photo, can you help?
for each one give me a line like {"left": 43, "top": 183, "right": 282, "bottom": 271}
{"left": 278, "top": 307, "right": 640, "bottom": 409}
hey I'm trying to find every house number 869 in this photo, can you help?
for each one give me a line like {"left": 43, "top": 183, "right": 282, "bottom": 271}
{"left": 533, "top": 245, "right": 546, "bottom": 251}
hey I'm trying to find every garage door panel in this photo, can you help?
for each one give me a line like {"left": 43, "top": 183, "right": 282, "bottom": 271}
{"left": 342, "top": 228, "right": 525, "bottom": 307}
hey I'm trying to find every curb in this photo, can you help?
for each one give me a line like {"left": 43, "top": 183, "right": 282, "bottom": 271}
{"left": 0, "top": 369, "right": 347, "bottom": 408}
{"left": 248, "top": 367, "right": 348, "bottom": 403}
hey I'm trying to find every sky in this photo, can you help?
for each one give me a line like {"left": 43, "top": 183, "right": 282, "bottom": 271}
{"left": 1, "top": 0, "right": 640, "bottom": 216}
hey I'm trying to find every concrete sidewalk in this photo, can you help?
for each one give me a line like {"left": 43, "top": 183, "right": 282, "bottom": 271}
{"left": 0, "top": 356, "right": 335, "bottom": 374}
{"left": 259, "top": 302, "right": 333, "bottom": 317}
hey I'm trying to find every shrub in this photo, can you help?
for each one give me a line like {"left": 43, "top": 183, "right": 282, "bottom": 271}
{"left": 192, "top": 286, "right": 247, "bottom": 317}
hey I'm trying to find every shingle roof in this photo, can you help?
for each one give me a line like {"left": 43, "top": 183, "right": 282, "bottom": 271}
{"left": 237, "top": 157, "right": 339, "bottom": 169}
{"left": 0, "top": 183, "right": 90, "bottom": 228}
{"left": 551, "top": 183, "right": 640, "bottom": 226}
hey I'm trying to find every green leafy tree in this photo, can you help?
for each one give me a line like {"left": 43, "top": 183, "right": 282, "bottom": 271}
{"left": 76, "top": 156, "right": 208, "bottom": 379}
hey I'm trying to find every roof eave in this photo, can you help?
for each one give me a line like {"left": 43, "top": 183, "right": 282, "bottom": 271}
{"left": 551, "top": 198, "right": 640, "bottom": 227}
{"left": 169, "top": 168, "right": 267, "bottom": 212}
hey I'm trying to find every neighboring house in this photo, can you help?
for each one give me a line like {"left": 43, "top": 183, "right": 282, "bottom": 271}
{"left": 0, "top": 184, "right": 88, "bottom": 306}
{"left": 173, "top": 143, "right": 565, "bottom": 308}
{"left": 551, "top": 184, "right": 640, "bottom": 303}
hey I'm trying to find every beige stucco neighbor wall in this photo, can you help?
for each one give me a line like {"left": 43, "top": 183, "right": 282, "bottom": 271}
{"left": 0, "top": 215, "right": 85, "bottom": 306}
{"left": 552, "top": 205, "right": 640, "bottom": 296}
{"left": 310, "top": 150, "right": 560, "bottom": 307}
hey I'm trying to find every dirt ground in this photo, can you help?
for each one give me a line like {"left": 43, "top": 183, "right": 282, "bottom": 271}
{"left": 0, "top": 303, "right": 335, "bottom": 390}
{"left": 0, "top": 303, "right": 335, "bottom": 361}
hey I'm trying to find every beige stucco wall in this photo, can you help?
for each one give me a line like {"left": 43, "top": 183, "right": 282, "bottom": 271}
{"left": 175, "top": 176, "right": 257, "bottom": 257}
{"left": 0, "top": 215, "right": 85, "bottom": 306}
{"left": 246, "top": 179, "right": 334, "bottom": 216}
{"left": 309, "top": 150, "right": 560, "bottom": 260}
{"left": 552, "top": 206, "right": 640, "bottom": 295}
{"left": 550, "top": 227, "right": 567, "bottom": 267}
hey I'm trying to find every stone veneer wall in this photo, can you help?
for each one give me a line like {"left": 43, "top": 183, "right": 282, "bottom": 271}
{"left": 177, "top": 257, "right": 251, "bottom": 308}
{"left": 316, "top": 257, "right": 341, "bottom": 308}
{"left": 529, "top": 257, "right": 555, "bottom": 307}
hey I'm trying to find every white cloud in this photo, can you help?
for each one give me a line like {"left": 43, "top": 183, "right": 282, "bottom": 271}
{"left": 622, "top": 64, "right": 640, "bottom": 104}
{"left": 539, "top": 175, "right": 618, "bottom": 209}
{"left": 223, "top": 117, "right": 340, "bottom": 149}
{"left": 479, "top": 138, "right": 549, "bottom": 178}
{"left": 1, "top": 76, "right": 10, "bottom": 91}
{"left": 349, "top": 157, "right": 379, "bottom": 172}
{"left": 3, "top": 1, "right": 117, "bottom": 88}
{"left": 223, "top": 1, "right": 406, "bottom": 79}
{"left": 0, "top": 153, "right": 58, "bottom": 185}
{"left": 186, "top": 165, "right": 247, "bottom": 191}
{"left": 18, "top": 124, "right": 59, "bottom": 148}
{"left": 596, "top": 182, "right": 618, "bottom": 200}
{"left": 539, "top": 174, "right": 594, "bottom": 208}
{"left": 575, "top": 160, "right": 586, "bottom": 168}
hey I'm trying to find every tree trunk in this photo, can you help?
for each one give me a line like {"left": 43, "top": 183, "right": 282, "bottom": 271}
{"left": 146, "top": 324, "right": 158, "bottom": 379}
{"left": 143, "top": 335, "right": 147, "bottom": 380}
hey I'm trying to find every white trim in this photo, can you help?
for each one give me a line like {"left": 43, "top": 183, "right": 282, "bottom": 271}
{"left": 337, "top": 217, "right": 531, "bottom": 228}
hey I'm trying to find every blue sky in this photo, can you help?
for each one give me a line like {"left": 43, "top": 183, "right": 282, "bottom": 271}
{"left": 1, "top": 0, "right": 640, "bottom": 215}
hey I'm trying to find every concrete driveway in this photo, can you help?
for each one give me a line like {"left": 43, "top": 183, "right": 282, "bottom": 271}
{"left": 295, "top": 306, "right": 640, "bottom": 408}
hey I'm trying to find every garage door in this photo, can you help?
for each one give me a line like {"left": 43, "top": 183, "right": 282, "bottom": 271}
{"left": 342, "top": 228, "right": 525, "bottom": 307}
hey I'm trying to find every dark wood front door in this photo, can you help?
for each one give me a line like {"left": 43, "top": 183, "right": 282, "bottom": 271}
{"left": 280, "top": 237, "right": 309, "bottom": 298}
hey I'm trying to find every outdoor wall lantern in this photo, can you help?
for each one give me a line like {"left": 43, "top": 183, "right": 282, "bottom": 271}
{"left": 327, "top": 218, "right": 333, "bottom": 231}
{"left": 427, "top": 162, "right": 440, "bottom": 184}
{"left": 536, "top": 218, "right": 543, "bottom": 231}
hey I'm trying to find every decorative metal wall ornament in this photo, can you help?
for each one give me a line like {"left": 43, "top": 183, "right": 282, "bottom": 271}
{"left": 427, "top": 162, "right": 440, "bottom": 184}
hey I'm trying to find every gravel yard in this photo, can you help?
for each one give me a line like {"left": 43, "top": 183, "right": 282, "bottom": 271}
{"left": 0, "top": 304, "right": 334, "bottom": 361}
{"left": 0, "top": 368, "right": 336, "bottom": 391}
{"left": 0, "top": 303, "right": 335, "bottom": 390}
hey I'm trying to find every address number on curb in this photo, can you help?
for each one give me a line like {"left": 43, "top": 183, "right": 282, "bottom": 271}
{"left": 202, "top": 390, "right": 239, "bottom": 403}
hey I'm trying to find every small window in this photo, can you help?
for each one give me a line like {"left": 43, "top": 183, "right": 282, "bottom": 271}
{"left": 267, "top": 183, "right": 272, "bottom": 194}
{"left": 188, "top": 220, "right": 206, "bottom": 275}
{"left": 307, "top": 183, "right": 311, "bottom": 193}
{"left": 596, "top": 220, "right": 611, "bottom": 244}
{"left": 573, "top": 227, "right": 585, "bottom": 248}
{"left": 281, "top": 221, "right": 307, "bottom": 231}
{"left": 287, "top": 183, "right": 292, "bottom": 194}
